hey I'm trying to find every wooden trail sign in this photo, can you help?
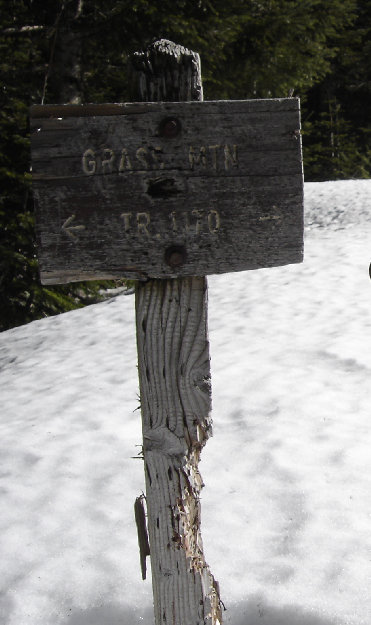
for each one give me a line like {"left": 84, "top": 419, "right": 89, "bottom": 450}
{"left": 30, "top": 39, "right": 304, "bottom": 625}
{"left": 30, "top": 99, "right": 303, "bottom": 285}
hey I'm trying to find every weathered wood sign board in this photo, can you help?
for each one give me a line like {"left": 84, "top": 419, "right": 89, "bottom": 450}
{"left": 30, "top": 98, "right": 303, "bottom": 284}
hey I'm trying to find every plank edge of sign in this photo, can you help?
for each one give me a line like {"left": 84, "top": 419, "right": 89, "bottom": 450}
{"left": 38, "top": 251, "right": 304, "bottom": 285}
{"left": 30, "top": 97, "right": 300, "bottom": 119}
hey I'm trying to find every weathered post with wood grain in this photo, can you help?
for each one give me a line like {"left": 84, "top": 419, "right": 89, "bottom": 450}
{"left": 30, "top": 38, "right": 304, "bottom": 625}
{"left": 129, "top": 41, "right": 221, "bottom": 625}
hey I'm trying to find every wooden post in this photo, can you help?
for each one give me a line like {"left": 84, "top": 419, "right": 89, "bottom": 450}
{"left": 131, "top": 40, "right": 222, "bottom": 625}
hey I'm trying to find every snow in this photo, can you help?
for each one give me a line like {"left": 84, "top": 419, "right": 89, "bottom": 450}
{"left": 1, "top": 179, "right": 371, "bottom": 625}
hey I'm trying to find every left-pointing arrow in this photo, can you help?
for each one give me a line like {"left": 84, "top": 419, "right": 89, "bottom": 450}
{"left": 61, "top": 215, "right": 86, "bottom": 241}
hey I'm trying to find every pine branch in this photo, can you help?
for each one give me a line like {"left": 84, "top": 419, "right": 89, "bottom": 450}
{"left": 3, "top": 25, "right": 45, "bottom": 35}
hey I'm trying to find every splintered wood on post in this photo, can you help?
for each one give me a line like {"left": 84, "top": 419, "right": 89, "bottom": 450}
{"left": 30, "top": 98, "right": 304, "bottom": 285}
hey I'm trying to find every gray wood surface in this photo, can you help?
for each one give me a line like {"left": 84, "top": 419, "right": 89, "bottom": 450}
{"left": 136, "top": 276, "right": 219, "bottom": 625}
{"left": 31, "top": 98, "right": 303, "bottom": 284}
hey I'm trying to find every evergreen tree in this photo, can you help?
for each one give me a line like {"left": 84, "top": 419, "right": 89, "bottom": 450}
{"left": 303, "top": 98, "right": 371, "bottom": 180}
{"left": 302, "top": 0, "right": 371, "bottom": 180}
{"left": 206, "top": 0, "right": 357, "bottom": 100}
{"left": 0, "top": 0, "right": 366, "bottom": 330}
{"left": 0, "top": 1, "right": 117, "bottom": 331}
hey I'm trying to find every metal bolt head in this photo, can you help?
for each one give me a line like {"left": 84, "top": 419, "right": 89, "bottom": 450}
{"left": 159, "top": 117, "right": 181, "bottom": 138}
{"left": 165, "top": 245, "right": 187, "bottom": 268}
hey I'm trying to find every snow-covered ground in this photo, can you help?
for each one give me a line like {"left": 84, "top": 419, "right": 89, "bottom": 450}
{"left": 1, "top": 179, "right": 371, "bottom": 625}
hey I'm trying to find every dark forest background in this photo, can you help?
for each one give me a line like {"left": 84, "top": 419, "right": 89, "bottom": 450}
{"left": 2, "top": 0, "right": 371, "bottom": 330}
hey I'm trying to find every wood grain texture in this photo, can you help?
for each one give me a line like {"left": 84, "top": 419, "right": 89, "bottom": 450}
{"left": 31, "top": 95, "right": 303, "bottom": 284}
{"left": 136, "top": 277, "right": 212, "bottom": 444}
{"left": 134, "top": 40, "right": 221, "bottom": 625}
{"left": 136, "top": 277, "right": 219, "bottom": 625}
